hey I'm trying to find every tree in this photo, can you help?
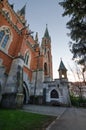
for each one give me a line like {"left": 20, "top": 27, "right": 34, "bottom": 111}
{"left": 68, "top": 62, "right": 86, "bottom": 83}
{"left": 68, "top": 63, "right": 86, "bottom": 100}
{"left": 59, "top": 0, "right": 86, "bottom": 73}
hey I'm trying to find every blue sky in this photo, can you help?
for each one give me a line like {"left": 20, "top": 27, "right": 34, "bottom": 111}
{"left": 8, "top": 0, "right": 76, "bottom": 81}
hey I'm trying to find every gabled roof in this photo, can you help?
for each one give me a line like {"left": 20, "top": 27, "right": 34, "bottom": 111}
{"left": 58, "top": 60, "right": 67, "bottom": 71}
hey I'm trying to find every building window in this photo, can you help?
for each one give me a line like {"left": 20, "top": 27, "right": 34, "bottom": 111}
{"left": 48, "top": 51, "right": 50, "bottom": 61}
{"left": 0, "top": 30, "right": 5, "bottom": 43}
{"left": 44, "top": 63, "right": 48, "bottom": 75}
{"left": 1, "top": 35, "right": 9, "bottom": 48}
{"left": 51, "top": 89, "right": 59, "bottom": 98}
{"left": 0, "top": 27, "right": 11, "bottom": 50}
{"left": 44, "top": 47, "right": 46, "bottom": 54}
{"left": 24, "top": 52, "right": 29, "bottom": 65}
{"left": 57, "top": 84, "right": 59, "bottom": 88}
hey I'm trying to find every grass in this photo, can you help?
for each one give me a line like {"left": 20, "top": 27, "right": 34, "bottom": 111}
{"left": 0, "top": 110, "right": 56, "bottom": 130}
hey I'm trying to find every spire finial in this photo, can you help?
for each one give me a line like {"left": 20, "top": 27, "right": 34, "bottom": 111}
{"left": 60, "top": 57, "right": 62, "bottom": 61}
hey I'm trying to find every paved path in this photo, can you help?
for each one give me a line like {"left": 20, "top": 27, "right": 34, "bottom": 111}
{"left": 47, "top": 107, "right": 86, "bottom": 130}
{"left": 23, "top": 104, "right": 67, "bottom": 116}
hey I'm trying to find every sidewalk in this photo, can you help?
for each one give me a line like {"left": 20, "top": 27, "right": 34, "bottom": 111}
{"left": 23, "top": 105, "right": 67, "bottom": 116}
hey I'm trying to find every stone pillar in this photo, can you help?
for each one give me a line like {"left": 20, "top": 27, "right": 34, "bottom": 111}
{"left": 0, "top": 59, "right": 7, "bottom": 104}
{"left": 1, "top": 57, "right": 24, "bottom": 108}
{"left": 0, "top": 82, "right": 2, "bottom": 102}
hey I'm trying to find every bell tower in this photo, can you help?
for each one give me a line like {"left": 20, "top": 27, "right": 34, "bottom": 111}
{"left": 41, "top": 25, "right": 53, "bottom": 81}
{"left": 58, "top": 60, "right": 67, "bottom": 79}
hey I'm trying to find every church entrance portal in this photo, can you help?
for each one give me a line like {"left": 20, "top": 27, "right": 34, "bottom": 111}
{"left": 23, "top": 82, "right": 29, "bottom": 104}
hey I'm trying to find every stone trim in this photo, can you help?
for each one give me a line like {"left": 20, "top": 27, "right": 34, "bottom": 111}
{"left": 0, "top": 10, "right": 21, "bottom": 34}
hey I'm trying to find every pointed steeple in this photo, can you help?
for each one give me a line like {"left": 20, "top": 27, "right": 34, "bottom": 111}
{"left": 17, "top": 4, "right": 27, "bottom": 25}
{"left": 18, "top": 4, "right": 26, "bottom": 16}
{"left": 35, "top": 32, "right": 38, "bottom": 43}
{"left": 58, "top": 60, "right": 67, "bottom": 79}
{"left": 58, "top": 60, "right": 67, "bottom": 71}
{"left": 44, "top": 24, "right": 50, "bottom": 39}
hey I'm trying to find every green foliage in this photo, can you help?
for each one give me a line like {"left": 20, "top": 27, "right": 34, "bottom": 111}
{"left": 0, "top": 110, "right": 56, "bottom": 130}
{"left": 70, "top": 95, "right": 86, "bottom": 107}
{"left": 59, "top": 0, "right": 86, "bottom": 67}
{"left": 70, "top": 95, "right": 79, "bottom": 107}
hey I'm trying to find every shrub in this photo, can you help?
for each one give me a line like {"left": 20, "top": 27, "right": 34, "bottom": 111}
{"left": 70, "top": 95, "right": 86, "bottom": 107}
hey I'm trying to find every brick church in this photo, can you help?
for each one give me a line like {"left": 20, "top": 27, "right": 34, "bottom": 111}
{"left": 0, "top": 0, "right": 70, "bottom": 108}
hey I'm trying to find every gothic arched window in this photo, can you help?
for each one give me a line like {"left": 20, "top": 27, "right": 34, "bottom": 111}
{"left": 24, "top": 52, "right": 29, "bottom": 65}
{"left": 48, "top": 51, "right": 50, "bottom": 62}
{"left": 0, "top": 27, "right": 11, "bottom": 50}
{"left": 0, "top": 30, "right": 5, "bottom": 43}
{"left": 51, "top": 89, "right": 59, "bottom": 98}
{"left": 1, "top": 35, "right": 9, "bottom": 48}
{"left": 44, "top": 63, "right": 48, "bottom": 75}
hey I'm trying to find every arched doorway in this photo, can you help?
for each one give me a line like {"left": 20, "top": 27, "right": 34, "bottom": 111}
{"left": 51, "top": 89, "right": 59, "bottom": 98}
{"left": 23, "top": 82, "right": 29, "bottom": 104}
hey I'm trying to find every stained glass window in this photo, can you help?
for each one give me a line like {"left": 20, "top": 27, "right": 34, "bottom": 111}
{"left": 25, "top": 52, "right": 29, "bottom": 65}
{"left": 0, "top": 30, "right": 4, "bottom": 43}
{"left": 0, "top": 27, "right": 10, "bottom": 49}
{"left": 1, "top": 35, "right": 9, "bottom": 48}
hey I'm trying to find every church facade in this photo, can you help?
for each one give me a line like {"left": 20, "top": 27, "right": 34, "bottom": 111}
{"left": 0, "top": 0, "right": 70, "bottom": 108}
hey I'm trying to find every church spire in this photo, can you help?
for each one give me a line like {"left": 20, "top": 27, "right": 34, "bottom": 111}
{"left": 18, "top": 4, "right": 26, "bottom": 16}
{"left": 17, "top": 4, "right": 26, "bottom": 25}
{"left": 58, "top": 60, "right": 67, "bottom": 71}
{"left": 44, "top": 24, "right": 50, "bottom": 39}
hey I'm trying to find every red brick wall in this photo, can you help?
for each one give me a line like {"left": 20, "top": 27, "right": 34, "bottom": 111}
{"left": 0, "top": 51, "right": 12, "bottom": 73}
{"left": 0, "top": 0, "right": 53, "bottom": 81}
